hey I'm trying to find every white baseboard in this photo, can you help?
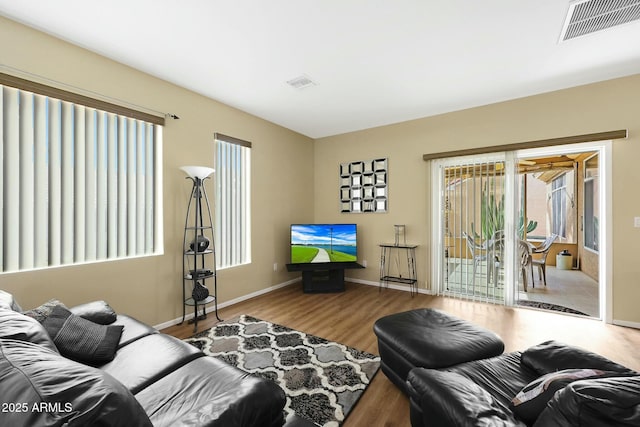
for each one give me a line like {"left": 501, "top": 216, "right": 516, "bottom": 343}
{"left": 612, "top": 319, "right": 640, "bottom": 330}
{"left": 153, "top": 278, "right": 301, "bottom": 330}
{"left": 345, "top": 277, "right": 434, "bottom": 295}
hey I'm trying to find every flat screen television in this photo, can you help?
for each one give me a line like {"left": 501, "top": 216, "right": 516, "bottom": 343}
{"left": 290, "top": 224, "right": 357, "bottom": 264}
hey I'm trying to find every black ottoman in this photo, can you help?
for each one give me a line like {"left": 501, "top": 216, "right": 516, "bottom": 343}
{"left": 373, "top": 308, "right": 505, "bottom": 393}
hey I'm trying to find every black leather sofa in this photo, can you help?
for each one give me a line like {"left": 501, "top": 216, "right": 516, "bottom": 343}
{"left": 407, "top": 340, "right": 640, "bottom": 427}
{"left": 0, "top": 291, "right": 286, "bottom": 427}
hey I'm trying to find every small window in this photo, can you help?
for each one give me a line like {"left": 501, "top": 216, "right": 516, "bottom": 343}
{"left": 551, "top": 174, "right": 567, "bottom": 238}
{"left": 584, "top": 154, "right": 599, "bottom": 252}
{"left": 0, "top": 84, "right": 162, "bottom": 273}
{"left": 214, "top": 133, "right": 251, "bottom": 268}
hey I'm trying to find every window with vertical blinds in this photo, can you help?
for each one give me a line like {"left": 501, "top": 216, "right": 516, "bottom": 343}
{"left": 0, "top": 84, "right": 162, "bottom": 273}
{"left": 214, "top": 133, "right": 251, "bottom": 269}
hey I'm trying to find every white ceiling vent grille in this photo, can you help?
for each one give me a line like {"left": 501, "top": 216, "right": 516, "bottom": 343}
{"left": 286, "top": 75, "right": 316, "bottom": 89}
{"left": 560, "top": 0, "right": 640, "bottom": 41}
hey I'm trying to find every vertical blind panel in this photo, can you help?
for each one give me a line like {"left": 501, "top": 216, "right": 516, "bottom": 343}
{"left": 441, "top": 158, "right": 504, "bottom": 303}
{"left": 215, "top": 139, "right": 251, "bottom": 268}
{"left": 0, "top": 84, "right": 158, "bottom": 273}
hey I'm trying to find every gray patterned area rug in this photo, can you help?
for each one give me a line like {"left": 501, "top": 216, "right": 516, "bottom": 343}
{"left": 516, "top": 300, "right": 588, "bottom": 316}
{"left": 184, "top": 315, "right": 380, "bottom": 427}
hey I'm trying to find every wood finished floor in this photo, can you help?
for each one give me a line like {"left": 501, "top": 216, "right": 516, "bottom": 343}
{"left": 162, "top": 282, "right": 640, "bottom": 427}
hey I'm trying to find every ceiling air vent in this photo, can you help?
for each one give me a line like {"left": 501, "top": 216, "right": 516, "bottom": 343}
{"left": 286, "top": 75, "right": 316, "bottom": 89}
{"left": 560, "top": 0, "right": 640, "bottom": 41}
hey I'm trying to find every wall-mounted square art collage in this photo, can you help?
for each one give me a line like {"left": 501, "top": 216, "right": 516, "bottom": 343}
{"left": 340, "top": 158, "right": 388, "bottom": 213}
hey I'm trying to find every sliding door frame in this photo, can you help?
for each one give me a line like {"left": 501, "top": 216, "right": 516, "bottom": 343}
{"left": 430, "top": 140, "right": 612, "bottom": 323}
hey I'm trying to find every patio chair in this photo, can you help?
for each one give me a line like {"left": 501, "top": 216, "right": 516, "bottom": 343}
{"left": 462, "top": 232, "right": 486, "bottom": 285}
{"left": 463, "top": 231, "right": 503, "bottom": 286}
{"left": 518, "top": 239, "right": 533, "bottom": 292}
{"left": 531, "top": 234, "right": 559, "bottom": 287}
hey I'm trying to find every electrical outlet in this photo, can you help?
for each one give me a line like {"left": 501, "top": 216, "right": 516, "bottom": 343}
{"left": 635, "top": 217, "right": 640, "bottom": 228}
{"left": 273, "top": 263, "right": 278, "bottom": 272}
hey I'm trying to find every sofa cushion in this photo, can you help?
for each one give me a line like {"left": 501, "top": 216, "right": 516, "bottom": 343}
{"left": 444, "top": 351, "right": 536, "bottom": 412}
{"left": 0, "top": 338, "right": 152, "bottom": 427}
{"left": 42, "top": 305, "right": 123, "bottom": 364}
{"left": 70, "top": 300, "right": 117, "bottom": 325}
{"left": 407, "top": 368, "right": 526, "bottom": 427}
{"left": 99, "top": 333, "right": 202, "bottom": 394}
{"left": 0, "top": 308, "right": 58, "bottom": 352}
{"left": 510, "top": 368, "right": 609, "bottom": 425}
{"left": 135, "top": 356, "right": 287, "bottom": 427}
{"left": 533, "top": 375, "right": 640, "bottom": 427}
{"left": 521, "top": 340, "right": 635, "bottom": 375}
{"left": 112, "top": 314, "right": 158, "bottom": 348}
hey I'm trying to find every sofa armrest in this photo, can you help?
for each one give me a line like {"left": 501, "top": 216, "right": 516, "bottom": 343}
{"left": 521, "top": 341, "right": 635, "bottom": 376}
{"left": 0, "top": 290, "right": 22, "bottom": 312}
{"left": 533, "top": 375, "right": 640, "bottom": 427}
{"left": 407, "top": 368, "right": 525, "bottom": 427}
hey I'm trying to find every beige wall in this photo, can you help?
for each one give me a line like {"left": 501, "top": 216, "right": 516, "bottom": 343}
{"left": 2, "top": 16, "right": 640, "bottom": 327}
{"left": 316, "top": 74, "right": 640, "bottom": 325}
{"left": 0, "top": 16, "right": 313, "bottom": 325}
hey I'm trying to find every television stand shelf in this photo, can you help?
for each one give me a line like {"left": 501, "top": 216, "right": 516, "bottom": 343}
{"left": 379, "top": 243, "right": 418, "bottom": 296}
{"left": 286, "top": 262, "right": 364, "bottom": 293}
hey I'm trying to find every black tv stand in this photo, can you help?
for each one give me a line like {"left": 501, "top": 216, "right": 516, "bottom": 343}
{"left": 286, "top": 262, "right": 364, "bottom": 293}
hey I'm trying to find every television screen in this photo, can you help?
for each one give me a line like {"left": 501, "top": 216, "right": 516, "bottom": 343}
{"left": 291, "top": 224, "right": 357, "bottom": 264}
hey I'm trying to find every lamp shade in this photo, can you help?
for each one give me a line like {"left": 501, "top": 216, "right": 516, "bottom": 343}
{"left": 180, "top": 166, "right": 214, "bottom": 180}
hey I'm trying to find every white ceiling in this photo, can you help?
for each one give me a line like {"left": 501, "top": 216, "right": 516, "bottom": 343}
{"left": 1, "top": 0, "right": 640, "bottom": 138}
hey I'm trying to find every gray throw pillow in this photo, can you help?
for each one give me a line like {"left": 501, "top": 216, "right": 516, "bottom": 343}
{"left": 70, "top": 300, "right": 118, "bottom": 325}
{"left": 42, "top": 305, "right": 123, "bottom": 364}
{"left": 22, "top": 298, "right": 67, "bottom": 323}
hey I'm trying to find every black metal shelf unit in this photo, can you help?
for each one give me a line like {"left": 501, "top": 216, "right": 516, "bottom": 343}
{"left": 378, "top": 243, "right": 418, "bottom": 296}
{"left": 181, "top": 167, "right": 221, "bottom": 332}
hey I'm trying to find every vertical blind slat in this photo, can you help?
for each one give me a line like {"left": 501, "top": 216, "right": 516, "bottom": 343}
{"left": 0, "top": 88, "right": 4, "bottom": 271}
{"left": 85, "top": 109, "right": 97, "bottom": 261}
{"left": 126, "top": 118, "right": 136, "bottom": 255}
{"left": 74, "top": 105, "right": 86, "bottom": 262}
{"left": 19, "top": 92, "right": 34, "bottom": 269}
{"left": 61, "top": 102, "right": 74, "bottom": 264}
{"left": 117, "top": 116, "right": 127, "bottom": 257}
{"left": 145, "top": 124, "right": 154, "bottom": 253}
{"left": 97, "top": 111, "right": 108, "bottom": 260}
{"left": 49, "top": 99, "right": 62, "bottom": 266}
{"left": 4, "top": 88, "right": 19, "bottom": 271}
{"left": 136, "top": 121, "right": 145, "bottom": 254}
{"left": 34, "top": 94, "right": 48, "bottom": 268}
{"left": 107, "top": 113, "right": 117, "bottom": 258}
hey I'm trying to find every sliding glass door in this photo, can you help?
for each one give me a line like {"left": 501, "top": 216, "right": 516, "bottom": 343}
{"left": 430, "top": 142, "right": 610, "bottom": 320}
